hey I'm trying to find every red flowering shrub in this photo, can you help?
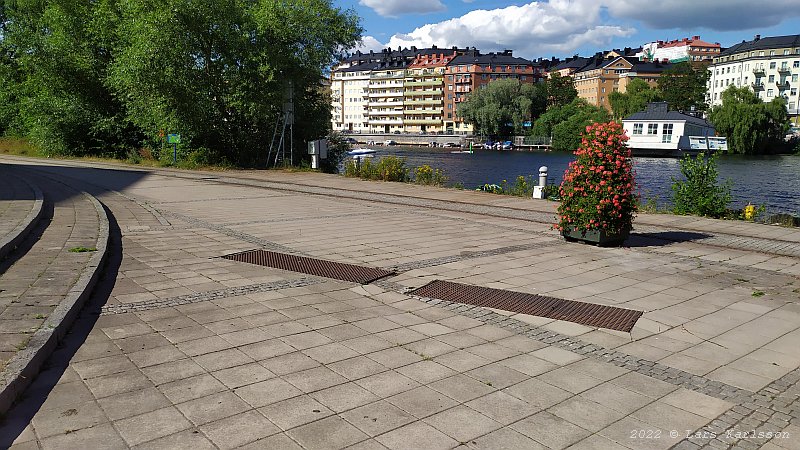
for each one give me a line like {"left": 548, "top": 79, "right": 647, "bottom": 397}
{"left": 556, "top": 121, "right": 637, "bottom": 235}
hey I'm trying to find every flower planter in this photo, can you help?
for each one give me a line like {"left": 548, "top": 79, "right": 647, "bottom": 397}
{"left": 561, "top": 227, "right": 630, "bottom": 247}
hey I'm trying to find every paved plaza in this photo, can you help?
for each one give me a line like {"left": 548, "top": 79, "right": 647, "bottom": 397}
{"left": 1, "top": 156, "right": 799, "bottom": 449}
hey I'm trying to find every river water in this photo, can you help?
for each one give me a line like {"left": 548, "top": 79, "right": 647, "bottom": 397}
{"left": 368, "top": 147, "right": 800, "bottom": 214}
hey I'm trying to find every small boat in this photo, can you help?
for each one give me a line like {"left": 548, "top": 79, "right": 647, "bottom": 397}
{"left": 347, "top": 148, "right": 377, "bottom": 156}
{"left": 450, "top": 150, "right": 474, "bottom": 154}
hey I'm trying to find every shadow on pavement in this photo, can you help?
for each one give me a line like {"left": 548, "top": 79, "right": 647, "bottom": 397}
{"left": 0, "top": 206, "right": 122, "bottom": 448}
{"left": 626, "top": 230, "right": 712, "bottom": 248}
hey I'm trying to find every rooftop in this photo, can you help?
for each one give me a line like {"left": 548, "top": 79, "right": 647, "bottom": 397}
{"left": 719, "top": 34, "right": 800, "bottom": 57}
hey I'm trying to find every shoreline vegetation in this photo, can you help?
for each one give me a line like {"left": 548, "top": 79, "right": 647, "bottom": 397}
{"left": 3, "top": 136, "right": 798, "bottom": 228}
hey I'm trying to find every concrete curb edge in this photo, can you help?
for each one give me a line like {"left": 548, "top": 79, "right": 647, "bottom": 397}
{"left": 0, "top": 175, "right": 45, "bottom": 262}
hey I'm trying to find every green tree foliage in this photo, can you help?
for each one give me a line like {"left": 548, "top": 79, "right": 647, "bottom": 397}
{"left": 657, "top": 62, "right": 710, "bottom": 112}
{"left": 608, "top": 78, "right": 662, "bottom": 120}
{"left": 457, "top": 78, "right": 546, "bottom": 136}
{"left": 1, "top": 0, "right": 360, "bottom": 164}
{"left": 545, "top": 73, "right": 577, "bottom": 109}
{"left": 707, "top": 86, "right": 790, "bottom": 154}
{"left": 671, "top": 152, "right": 731, "bottom": 217}
{"left": 530, "top": 98, "right": 610, "bottom": 151}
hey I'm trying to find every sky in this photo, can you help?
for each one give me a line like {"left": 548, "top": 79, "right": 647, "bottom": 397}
{"left": 334, "top": 0, "right": 800, "bottom": 60}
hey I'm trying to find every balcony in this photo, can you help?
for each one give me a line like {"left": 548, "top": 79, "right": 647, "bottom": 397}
{"left": 367, "top": 118, "right": 403, "bottom": 125}
{"left": 369, "top": 109, "right": 404, "bottom": 116}
{"left": 777, "top": 81, "right": 790, "bottom": 90}
{"left": 368, "top": 91, "right": 404, "bottom": 98}
{"left": 370, "top": 73, "right": 404, "bottom": 79}
{"left": 455, "top": 77, "right": 471, "bottom": 84}
{"left": 404, "top": 108, "right": 443, "bottom": 114}
{"left": 369, "top": 82, "right": 404, "bottom": 89}
{"left": 753, "top": 68, "right": 765, "bottom": 75}
{"left": 752, "top": 82, "right": 765, "bottom": 90}
{"left": 368, "top": 101, "right": 404, "bottom": 107}
{"left": 404, "top": 98, "right": 441, "bottom": 105}
{"left": 405, "top": 80, "right": 441, "bottom": 87}
{"left": 405, "top": 89, "right": 443, "bottom": 96}
{"left": 404, "top": 119, "right": 442, "bottom": 125}
{"left": 778, "top": 65, "right": 791, "bottom": 73}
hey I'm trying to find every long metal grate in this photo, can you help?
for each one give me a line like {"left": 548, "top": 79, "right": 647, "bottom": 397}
{"left": 222, "top": 249, "right": 394, "bottom": 284}
{"left": 410, "top": 280, "right": 642, "bottom": 332}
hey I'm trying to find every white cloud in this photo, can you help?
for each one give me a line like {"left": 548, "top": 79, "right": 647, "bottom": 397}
{"left": 605, "top": 0, "right": 800, "bottom": 31}
{"left": 355, "top": 36, "right": 385, "bottom": 54}
{"left": 372, "top": 0, "right": 634, "bottom": 58}
{"left": 359, "top": 0, "right": 446, "bottom": 18}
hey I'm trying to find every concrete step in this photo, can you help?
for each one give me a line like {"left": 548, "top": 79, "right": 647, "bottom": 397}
{"left": 0, "top": 170, "right": 109, "bottom": 413}
{"left": 0, "top": 169, "right": 44, "bottom": 262}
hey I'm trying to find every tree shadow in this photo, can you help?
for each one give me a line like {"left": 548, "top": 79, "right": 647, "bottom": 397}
{"left": 0, "top": 205, "right": 122, "bottom": 447}
{"left": 625, "top": 230, "right": 712, "bottom": 248}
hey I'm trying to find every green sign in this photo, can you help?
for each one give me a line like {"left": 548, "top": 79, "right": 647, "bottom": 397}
{"left": 167, "top": 134, "right": 181, "bottom": 144}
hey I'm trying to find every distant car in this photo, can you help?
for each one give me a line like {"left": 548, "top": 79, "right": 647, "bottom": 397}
{"left": 502, "top": 141, "right": 514, "bottom": 150}
{"left": 444, "top": 142, "right": 459, "bottom": 148}
{"left": 384, "top": 139, "right": 397, "bottom": 146}
{"left": 393, "top": 130, "right": 401, "bottom": 134}
{"left": 345, "top": 137, "right": 358, "bottom": 144}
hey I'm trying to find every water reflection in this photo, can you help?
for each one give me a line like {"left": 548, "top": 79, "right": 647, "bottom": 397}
{"left": 370, "top": 147, "right": 800, "bottom": 214}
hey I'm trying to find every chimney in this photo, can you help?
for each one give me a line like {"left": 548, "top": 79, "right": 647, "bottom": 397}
{"left": 692, "top": 35, "right": 700, "bottom": 40}
{"left": 754, "top": 34, "right": 761, "bottom": 41}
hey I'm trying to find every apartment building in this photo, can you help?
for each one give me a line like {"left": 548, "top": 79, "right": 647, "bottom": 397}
{"left": 443, "top": 50, "right": 543, "bottom": 134}
{"left": 707, "top": 34, "right": 800, "bottom": 125}
{"left": 638, "top": 36, "right": 721, "bottom": 66}
{"left": 573, "top": 55, "right": 671, "bottom": 111}
{"left": 403, "top": 51, "right": 459, "bottom": 133}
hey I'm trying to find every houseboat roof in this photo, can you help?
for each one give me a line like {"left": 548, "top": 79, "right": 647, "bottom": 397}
{"left": 624, "top": 109, "right": 712, "bottom": 127}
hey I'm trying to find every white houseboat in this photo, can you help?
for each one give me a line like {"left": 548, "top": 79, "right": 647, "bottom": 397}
{"left": 622, "top": 102, "right": 726, "bottom": 157}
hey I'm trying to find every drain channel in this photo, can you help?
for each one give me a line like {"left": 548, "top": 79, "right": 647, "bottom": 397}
{"left": 222, "top": 249, "right": 394, "bottom": 284}
{"left": 410, "top": 280, "right": 642, "bottom": 332}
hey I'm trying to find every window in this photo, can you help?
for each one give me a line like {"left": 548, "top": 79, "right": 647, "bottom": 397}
{"left": 767, "top": 89, "right": 774, "bottom": 97}
{"left": 791, "top": 88, "right": 797, "bottom": 96}
{"left": 662, "top": 124, "right": 674, "bottom": 143}
{"left": 633, "top": 123, "right": 643, "bottom": 135}
{"left": 447, "top": 113, "right": 452, "bottom": 118}
{"left": 770, "top": 62, "right": 777, "bottom": 69}
{"left": 769, "top": 75, "right": 775, "bottom": 83}
{"left": 793, "top": 75, "right": 799, "bottom": 82}
{"left": 794, "top": 61, "right": 800, "bottom": 68}
{"left": 647, "top": 124, "right": 658, "bottom": 135}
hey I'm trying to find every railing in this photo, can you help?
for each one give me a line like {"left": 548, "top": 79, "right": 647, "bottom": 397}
{"left": 405, "top": 80, "right": 441, "bottom": 87}
{"left": 776, "top": 81, "right": 790, "bottom": 90}
{"left": 404, "top": 119, "right": 442, "bottom": 125}
{"left": 404, "top": 108, "right": 443, "bottom": 114}
{"left": 405, "top": 90, "right": 443, "bottom": 96}
{"left": 521, "top": 136, "right": 552, "bottom": 146}
{"left": 404, "top": 99, "right": 442, "bottom": 105}
{"left": 752, "top": 82, "right": 765, "bottom": 90}
{"left": 778, "top": 66, "right": 791, "bottom": 73}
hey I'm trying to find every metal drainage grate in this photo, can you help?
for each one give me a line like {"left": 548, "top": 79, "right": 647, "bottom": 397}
{"left": 222, "top": 249, "right": 394, "bottom": 285}
{"left": 411, "top": 280, "right": 642, "bottom": 332}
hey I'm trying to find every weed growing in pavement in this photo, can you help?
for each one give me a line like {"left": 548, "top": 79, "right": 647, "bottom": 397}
{"left": 69, "top": 246, "right": 97, "bottom": 253}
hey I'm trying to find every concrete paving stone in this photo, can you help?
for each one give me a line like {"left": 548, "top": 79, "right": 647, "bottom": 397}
{"left": 327, "top": 355, "right": 389, "bottom": 380}
{"left": 158, "top": 373, "right": 228, "bottom": 404}
{"left": 465, "top": 362, "right": 528, "bottom": 389}
{"left": 39, "top": 422, "right": 127, "bottom": 450}
{"left": 218, "top": 327, "right": 273, "bottom": 346}
{"left": 317, "top": 324, "right": 370, "bottom": 341}
{"left": 127, "top": 344, "right": 187, "bottom": 368}
{"left": 309, "top": 382, "right": 380, "bottom": 413}
{"left": 176, "top": 390, "right": 251, "bottom": 426}
{"left": 36, "top": 381, "right": 95, "bottom": 412}
{"left": 287, "top": 415, "right": 370, "bottom": 450}
{"left": 212, "top": 362, "right": 275, "bottom": 388}
{"left": 159, "top": 325, "right": 216, "bottom": 344}
{"left": 660, "top": 388, "right": 734, "bottom": 419}
{"left": 402, "top": 338, "right": 458, "bottom": 359}
{"left": 396, "top": 360, "right": 457, "bottom": 384}
{"left": 235, "top": 377, "right": 304, "bottom": 408}
{"left": 375, "top": 421, "right": 459, "bottom": 450}
{"left": 341, "top": 401, "right": 416, "bottom": 437}
{"left": 374, "top": 328, "right": 427, "bottom": 346}
{"left": 340, "top": 335, "right": 396, "bottom": 354}
{"left": 436, "top": 315, "right": 485, "bottom": 331}
{"left": 258, "top": 394, "right": 334, "bottom": 430}
{"left": 238, "top": 338, "right": 296, "bottom": 361}
{"left": 464, "top": 342, "right": 521, "bottom": 361}
{"left": 598, "top": 416, "right": 677, "bottom": 450}
{"left": 303, "top": 342, "right": 362, "bottom": 364}
{"left": 504, "top": 378, "right": 574, "bottom": 410}
{"left": 365, "top": 346, "right": 422, "bottom": 368}
{"left": 609, "top": 371, "right": 679, "bottom": 398}
{"left": 432, "top": 349, "right": 492, "bottom": 373}
{"left": 631, "top": 401, "right": 710, "bottom": 435}
{"left": 199, "top": 410, "right": 280, "bottom": 449}
{"left": 707, "top": 366, "right": 773, "bottom": 392}
{"left": 424, "top": 405, "right": 502, "bottom": 443}
{"left": 97, "top": 387, "right": 173, "bottom": 421}
{"left": 497, "top": 353, "right": 558, "bottom": 377}
{"left": 283, "top": 365, "right": 348, "bottom": 393}
{"left": 142, "top": 358, "right": 207, "bottom": 385}
{"left": 466, "top": 427, "right": 547, "bottom": 450}
{"left": 434, "top": 330, "right": 489, "bottom": 349}
{"left": 355, "top": 370, "right": 422, "bottom": 398}
{"left": 538, "top": 366, "right": 605, "bottom": 394}
{"left": 385, "top": 386, "right": 459, "bottom": 419}
{"left": 192, "top": 348, "right": 254, "bottom": 372}
{"left": 237, "top": 433, "right": 303, "bottom": 450}
{"left": 427, "top": 373, "right": 497, "bottom": 403}
{"left": 548, "top": 395, "right": 628, "bottom": 432}
{"left": 511, "top": 411, "right": 591, "bottom": 449}
{"left": 71, "top": 354, "right": 137, "bottom": 380}
{"left": 531, "top": 347, "right": 584, "bottom": 365}
{"left": 568, "top": 434, "right": 631, "bottom": 450}
{"left": 464, "top": 324, "right": 516, "bottom": 341}
{"left": 466, "top": 390, "right": 540, "bottom": 425}
{"left": 31, "top": 400, "right": 109, "bottom": 439}
{"left": 115, "top": 406, "right": 194, "bottom": 447}
{"left": 132, "top": 429, "right": 216, "bottom": 450}
{"left": 581, "top": 381, "right": 655, "bottom": 415}
{"left": 261, "top": 321, "right": 312, "bottom": 338}
{"left": 175, "top": 335, "right": 235, "bottom": 357}
{"left": 260, "top": 351, "right": 323, "bottom": 375}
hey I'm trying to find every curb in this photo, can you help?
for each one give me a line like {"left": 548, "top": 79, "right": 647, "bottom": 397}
{"left": 0, "top": 193, "right": 110, "bottom": 415}
{"left": 0, "top": 175, "right": 44, "bottom": 261}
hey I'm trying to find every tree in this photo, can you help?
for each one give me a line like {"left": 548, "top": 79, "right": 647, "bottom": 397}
{"left": 531, "top": 98, "right": 610, "bottom": 151}
{"left": 457, "top": 78, "right": 546, "bottom": 136}
{"left": 657, "top": 62, "right": 710, "bottom": 112}
{"left": 707, "top": 86, "right": 790, "bottom": 154}
{"left": 545, "top": 73, "right": 577, "bottom": 109}
{"left": 608, "top": 78, "right": 661, "bottom": 120}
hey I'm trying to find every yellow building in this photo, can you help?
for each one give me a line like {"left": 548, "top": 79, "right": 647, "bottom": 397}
{"left": 573, "top": 56, "right": 672, "bottom": 111}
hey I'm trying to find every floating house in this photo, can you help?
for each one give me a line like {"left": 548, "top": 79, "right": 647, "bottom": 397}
{"left": 622, "top": 102, "right": 725, "bottom": 157}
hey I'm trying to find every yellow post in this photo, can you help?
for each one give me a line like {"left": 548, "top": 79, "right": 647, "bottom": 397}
{"left": 744, "top": 203, "right": 756, "bottom": 221}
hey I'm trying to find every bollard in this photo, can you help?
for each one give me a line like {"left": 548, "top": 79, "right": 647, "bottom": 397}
{"left": 533, "top": 166, "right": 548, "bottom": 199}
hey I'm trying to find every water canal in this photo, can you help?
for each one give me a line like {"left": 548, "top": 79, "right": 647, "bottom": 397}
{"left": 371, "top": 147, "right": 800, "bottom": 214}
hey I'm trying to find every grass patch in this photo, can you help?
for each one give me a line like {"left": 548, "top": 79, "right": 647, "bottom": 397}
{"left": 68, "top": 246, "right": 97, "bottom": 253}
{"left": 751, "top": 290, "right": 765, "bottom": 298}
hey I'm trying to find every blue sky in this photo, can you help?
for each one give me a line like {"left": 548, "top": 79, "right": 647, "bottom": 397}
{"left": 334, "top": 0, "right": 800, "bottom": 59}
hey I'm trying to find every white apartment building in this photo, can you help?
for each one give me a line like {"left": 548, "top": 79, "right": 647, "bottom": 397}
{"left": 368, "top": 66, "right": 406, "bottom": 134}
{"left": 330, "top": 64, "right": 371, "bottom": 133}
{"left": 707, "top": 34, "right": 800, "bottom": 125}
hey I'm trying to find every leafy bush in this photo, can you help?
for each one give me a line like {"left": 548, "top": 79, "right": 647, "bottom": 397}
{"left": 671, "top": 152, "right": 731, "bottom": 217}
{"left": 342, "top": 156, "right": 408, "bottom": 182}
{"left": 556, "top": 121, "right": 637, "bottom": 234}
{"left": 414, "top": 165, "right": 448, "bottom": 186}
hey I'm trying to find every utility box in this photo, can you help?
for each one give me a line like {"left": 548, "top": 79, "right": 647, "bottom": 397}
{"left": 307, "top": 140, "right": 328, "bottom": 158}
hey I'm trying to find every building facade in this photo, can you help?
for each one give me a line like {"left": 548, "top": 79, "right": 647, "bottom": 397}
{"left": 443, "top": 50, "right": 543, "bottom": 135}
{"left": 573, "top": 56, "right": 671, "bottom": 111}
{"left": 638, "top": 36, "right": 721, "bottom": 66}
{"left": 623, "top": 102, "right": 717, "bottom": 156}
{"left": 707, "top": 34, "right": 800, "bottom": 125}
{"left": 402, "top": 52, "right": 459, "bottom": 133}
